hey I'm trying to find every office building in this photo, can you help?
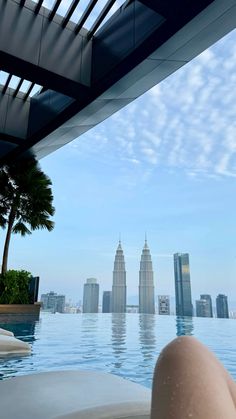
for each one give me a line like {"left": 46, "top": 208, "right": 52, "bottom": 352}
{"left": 56, "top": 294, "right": 66, "bottom": 313}
{"left": 196, "top": 299, "right": 211, "bottom": 317}
{"left": 216, "top": 294, "right": 229, "bottom": 318}
{"left": 41, "top": 291, "right": 65, "bottom": 313}
{"left": 139, "top": 239, "right": 155, "bottom": 314}
{"left": 112, "top": 241, "right": 126, "bottom": 313}
{"left": 83, "top": 278, "right": 99, "bottom": 313}
{"left": 174, "top": 253, "right": 193, "bottom": 316}
{"left": 102, "top": 291, "right": 112, "bottom": 313}
{"left": 158, "top": 295, "right": 170, "bottom": 315}
{"left": 200, "top": 294, "right": 213, "bottom": 317}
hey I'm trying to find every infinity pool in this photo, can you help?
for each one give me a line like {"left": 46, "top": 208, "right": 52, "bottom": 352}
{"left": 0, "top": 313, "right": 236, "bottom": 387}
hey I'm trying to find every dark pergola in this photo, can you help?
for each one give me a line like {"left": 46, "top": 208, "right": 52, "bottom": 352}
{"left": 0, "top": 0, "right": 235, "bottom": 165}
{"left": 20, "top": 0, "right": 117, "bottom": 34}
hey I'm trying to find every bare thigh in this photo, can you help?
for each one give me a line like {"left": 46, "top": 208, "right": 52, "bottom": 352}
{"left": 151, "top": 336, "right": 236, "bottom": 419}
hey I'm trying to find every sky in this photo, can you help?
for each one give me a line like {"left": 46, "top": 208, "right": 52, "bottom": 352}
{"left": 1, "top": 26, "right": 236, "bottom": 307}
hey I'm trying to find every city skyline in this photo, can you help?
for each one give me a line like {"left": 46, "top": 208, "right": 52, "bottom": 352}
{"left": 0, "top": 30, "right": 235, "bottom": 303}
{"left": 41, "top": 287, "right": 232, "bottom": 318}
{"left": 15, "top": 236, "right": 236, "bottom": 309}
{"left": 39, "top": 241, "right": 231, "bottom": 317}
{"left": 26, "top": 241, "right": 236, "bottom": 306}
{"left": 42, "top": 244, "right": 233, "bottom": 316}
{"left": 20, "top": 238, "right": 236, "bottom": 309}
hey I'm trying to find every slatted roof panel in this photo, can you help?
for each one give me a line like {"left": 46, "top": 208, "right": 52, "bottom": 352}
{"left": 0, "top": 71, "right": 43, "bottom": 99}
{"left": 29, "top": 0, "right": 127, "bottom": 35}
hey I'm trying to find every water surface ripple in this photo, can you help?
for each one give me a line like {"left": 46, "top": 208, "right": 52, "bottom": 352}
{"left": 0, "top": 313, "right": 235, "bottom": 388}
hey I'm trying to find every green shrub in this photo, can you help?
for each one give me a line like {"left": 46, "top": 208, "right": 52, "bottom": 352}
{"left": 0, "top": 270, "right": 31, "bottom": 304}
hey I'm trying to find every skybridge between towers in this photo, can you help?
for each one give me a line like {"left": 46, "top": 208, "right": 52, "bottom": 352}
{"left": 0, "top": 0, "right": 235, "bottom": 165}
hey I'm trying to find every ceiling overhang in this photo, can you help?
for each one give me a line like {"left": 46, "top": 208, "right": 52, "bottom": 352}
{"left": 0, "top": 0, "right": 235, "bottom": 165}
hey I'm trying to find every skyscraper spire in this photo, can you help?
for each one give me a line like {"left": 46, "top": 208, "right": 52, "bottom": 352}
{"left": 139, "top": 238, "right": 155, "bottom": 314}
{"left": 112, "top": 240, "right": 127, "bottom": 313}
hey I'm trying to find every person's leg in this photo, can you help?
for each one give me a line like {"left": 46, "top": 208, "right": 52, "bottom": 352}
{"left": 151, "top": 336, "right": 236, "bottom": 419}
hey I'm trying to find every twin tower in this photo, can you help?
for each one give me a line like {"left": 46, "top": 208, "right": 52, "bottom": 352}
{"left": 112, "top": 239, "right": 155, "bottom": 314}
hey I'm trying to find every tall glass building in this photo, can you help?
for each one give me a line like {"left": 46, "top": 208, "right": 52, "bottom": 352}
{"left": 102, "top": 291, "right": 112, "bottom": 313}
{"left": 174, "top": 253, "right": 193, "bottom": 316}
{"left": 112, "top": 241, "right": 127, "bottom": 313}
{"left": 196, "top": 299, "right": 211, "bottom": 317}
{"left": 200, "top": 294, "right": 213, "bottom": 317}
{"left": 216, "top": 294, "right": 229, "bottom": 318}
{"left": 139, "top": 239, "right": 155, "bottom": 314}
{"left": 83, "top": 278, "right": 99, "bottom": 313}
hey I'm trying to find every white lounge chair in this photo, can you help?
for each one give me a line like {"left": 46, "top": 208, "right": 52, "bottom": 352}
{"left": 0, "top": 370, "right": 151, "bottom": 419}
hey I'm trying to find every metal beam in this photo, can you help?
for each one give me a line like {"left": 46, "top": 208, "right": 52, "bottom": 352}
{"left": 48, "top": 0, "right": 62, "bottom": 21}
{"left": 88, "top": 0, "right": 116, "bottom": 39}
{"left": 75, "top": 0, "right": 99, "bottom": 34}
{"left": 13, "top": 78, "right": 24, "bottom": 98}
{"left": 34, "top": 0, "right": 44, "bottom": 14}
{"left": 1, "top": 73, "right": 12, "bottom": 94}
{"left": 0, "top": 50, "right": 91, "bottom": 99}
{"left": 23, "top": 82, "right": 35, "bottom": 101}
{"left": 62, "top": 0, "right": 81, "bottom": 28}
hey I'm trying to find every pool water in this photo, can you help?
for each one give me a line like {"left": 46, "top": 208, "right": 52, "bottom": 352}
{"left": 0, "top": 313, "right": 236, "bottom": 388}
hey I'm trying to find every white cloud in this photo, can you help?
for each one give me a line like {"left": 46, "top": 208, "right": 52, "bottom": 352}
{"left": 123, "top": 158, "right": 140, "bottom": 165}
{"left": 67, "top": 29, "right": 236, "bottom": 182}
{"left": 142, "top": 147, "right": 158, "bottom": 165}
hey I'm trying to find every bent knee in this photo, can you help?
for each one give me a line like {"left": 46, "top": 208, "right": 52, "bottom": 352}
{"left": 156, "top": 336, "right": 207, "bottom": 369}
{"left": 167, "top": 335, "right": 197, "bottom": 349}
{"left": 161, "top": 336, "right": 200, "bottom": 356}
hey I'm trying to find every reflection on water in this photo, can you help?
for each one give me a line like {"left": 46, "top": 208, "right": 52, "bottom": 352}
{"left": 0, "top": 315, "right": 39, "bottom": 344}
{"left": 139, "top": 315, "right": 156, "bottom": 362}
{"left": 0, "top": 313, "right": 235, "bottom": 386}
{"left": 111, "top": 314, "right": 126, "bottom": 371}
{"left": 176, "top": 316, "right": 194, "bottom": 336}
{"left": 80, "top": 314, "right": 100, "bottom": 363}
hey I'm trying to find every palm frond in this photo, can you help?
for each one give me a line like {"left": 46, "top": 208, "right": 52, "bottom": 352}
{"left": 12, "top": 221, "right": 32, "bottom": 236}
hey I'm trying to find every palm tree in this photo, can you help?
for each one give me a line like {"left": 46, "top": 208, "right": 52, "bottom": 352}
{"left": 0, "top": 157, "right": 55, "bottom": 275}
